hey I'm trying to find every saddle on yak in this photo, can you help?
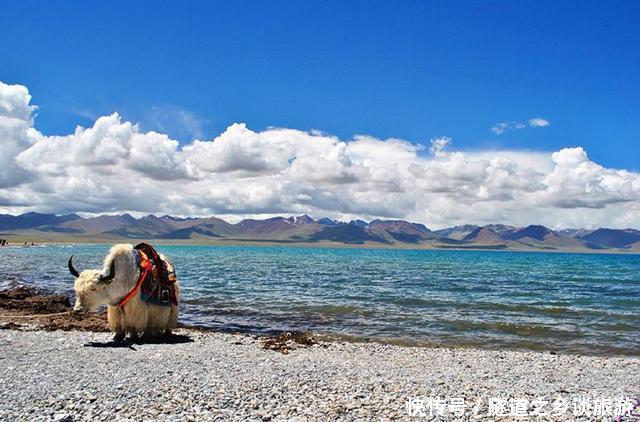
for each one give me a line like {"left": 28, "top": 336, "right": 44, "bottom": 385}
{"left": 117, "top": 242, "right": 178, "bottom": 308}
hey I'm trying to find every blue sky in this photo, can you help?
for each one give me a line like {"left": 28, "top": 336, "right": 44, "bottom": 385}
{"left": 1, "top": 1, "right": 638, "bottom": 170}
{"left": 1, "top": 1, "right": 640, "bottom": 227}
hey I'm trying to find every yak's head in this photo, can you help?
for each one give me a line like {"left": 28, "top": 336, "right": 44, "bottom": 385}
{"left": 68, "top": 256, "right": 116, "bottom": 313}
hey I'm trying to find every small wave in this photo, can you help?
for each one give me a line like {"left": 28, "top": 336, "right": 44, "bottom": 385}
{"left": 297, "top": 304, "right": 366, "bottom": 316}
{"left": 450, "top": 320, "right": 579, "bottom": 339}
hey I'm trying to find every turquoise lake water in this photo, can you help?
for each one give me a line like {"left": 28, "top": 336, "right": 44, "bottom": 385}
{"left": 1, "top": 244, "right": 639, "bottom": 355}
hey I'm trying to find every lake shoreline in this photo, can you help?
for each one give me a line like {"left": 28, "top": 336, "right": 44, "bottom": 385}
{"left": 1, "top": 284, "right": 638, "bottom": 358}
{"left": 1, "top": 238, "right": 639, "bottom": 255}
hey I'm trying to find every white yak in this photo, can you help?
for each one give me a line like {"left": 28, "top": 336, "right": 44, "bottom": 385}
{"left": 69, "top": 244, "right": 179, "bottom": 341}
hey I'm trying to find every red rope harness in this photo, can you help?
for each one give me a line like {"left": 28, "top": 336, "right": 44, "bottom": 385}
{"left": 116, "top": 251, "right": 151, "bottom": 309}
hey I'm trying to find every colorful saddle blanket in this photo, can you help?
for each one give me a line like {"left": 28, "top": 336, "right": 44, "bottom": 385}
{"left": 133, "top": 243, "right": 178, "bottom": 307}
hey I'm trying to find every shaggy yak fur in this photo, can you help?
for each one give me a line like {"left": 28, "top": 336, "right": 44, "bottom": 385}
{"left": 71, "top": 244, "right": 179, "bottom": 341}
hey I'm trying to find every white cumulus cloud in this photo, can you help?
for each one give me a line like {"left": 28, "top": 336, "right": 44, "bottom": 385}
{"left": 0, "top": 80, "right": 638, "bottom": 229}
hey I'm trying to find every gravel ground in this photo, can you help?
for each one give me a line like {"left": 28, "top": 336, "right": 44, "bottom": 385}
{"left": 0, "top": 329, "right": 639, "bottom": 421}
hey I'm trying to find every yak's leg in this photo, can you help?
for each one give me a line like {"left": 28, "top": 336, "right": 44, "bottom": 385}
{"left": 121, "top": 298, "right": 148, "bottom": 342}
{"left": 164, "top": 306, "right": 178, "bottom": 337}
{"left": 169, "top": 282, "right": 180, "bottom": 335}
{"left": 167, "top": 304, "right": 179, "bottom": 334}
{"left": 107, "top": 306, "right": 126, "bottom": 342}
{"left": 146, "top": 304, "right": 172, "bottom": 338}
{"left": 160, "top": 304, "right": 179, "bottom": 337}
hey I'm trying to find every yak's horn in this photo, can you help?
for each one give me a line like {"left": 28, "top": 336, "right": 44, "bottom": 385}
{"left": 99, "top": 260, "right": 116, "bottom": 283}
{"left": 68, "top": 256, "right": 80, "bottom": 278}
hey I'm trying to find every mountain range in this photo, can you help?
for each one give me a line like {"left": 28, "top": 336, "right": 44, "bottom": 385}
{"left": 1, "top": 212, "right": 639, "bottom": 252}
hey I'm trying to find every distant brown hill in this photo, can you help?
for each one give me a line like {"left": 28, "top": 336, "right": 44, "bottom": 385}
{"left": 434, "top": 225, "right": 478, "bottom": 240}
{"left": 368, "top": 219, "right": 437, "bottom": 243}
{"left": 501, "top": 225, "right": 584, "bottom": 248}
{"left": 462, "top": 227, "right": 505, "bottom": 245}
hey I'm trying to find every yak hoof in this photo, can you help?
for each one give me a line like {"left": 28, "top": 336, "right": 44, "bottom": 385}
{"left": 113, "top": 332, "right": 125, "bottom": 342}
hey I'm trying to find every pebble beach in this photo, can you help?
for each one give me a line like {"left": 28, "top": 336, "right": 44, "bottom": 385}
{"left": 1, "top": 328, "right": 639, "bottom": 420}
